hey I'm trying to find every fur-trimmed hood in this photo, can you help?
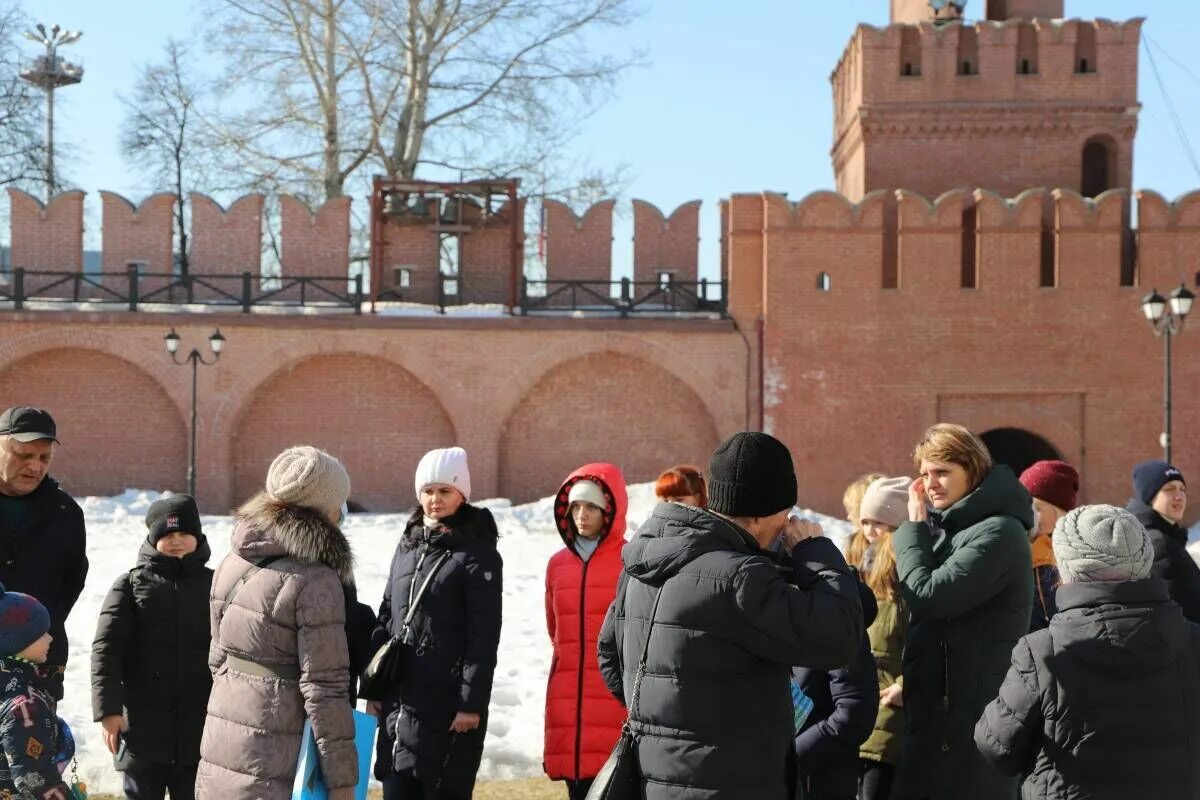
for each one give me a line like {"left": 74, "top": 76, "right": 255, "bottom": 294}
{"left": 232, "top": 492, "right": 354, "bottom": 582}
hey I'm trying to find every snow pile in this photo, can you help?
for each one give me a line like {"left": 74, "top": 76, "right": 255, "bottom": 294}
{"left": 59, "top": 484, "right": 848, "bottom": 793}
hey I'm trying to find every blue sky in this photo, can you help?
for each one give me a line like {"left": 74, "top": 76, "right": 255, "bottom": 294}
{"left": 21, "top": 0, "right": 1200, "bottom": 273}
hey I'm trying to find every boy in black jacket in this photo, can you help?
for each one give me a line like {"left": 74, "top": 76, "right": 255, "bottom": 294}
{"left": 91, "top": 495, "right": 214, "bottom": 800}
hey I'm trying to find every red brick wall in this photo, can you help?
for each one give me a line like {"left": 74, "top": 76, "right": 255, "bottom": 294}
{"left": 734, "top": 187, "right": 1198, "bottom": 519}
{"left": 7, "top": 190, "right": 84, "bottom": 299}
{"left": 188, "top": 194, "right": 263, "bottom": 300}
{"left": 280, "top": 195, "right": 350, "bottom": 279}
{"left": 377, "top": 215, "right": 440, "bottom": 305}
{"left": 833, "top": 19, "right": 1142, "bottom": 200}
{"left": 632, "top": 200, "right": 701, "bottom": 287}
{"left": 100, "top": 192, "right": 176, "bottom": 298}
{"left": 0, "top": 314, "right": 746, "bottom": 512}
{"left": 497, "top": 351, "right": 720, "bottom": 502}
{"left": 544, "top": 199, "right": 614, "bottom": 285}
{"left": 232, "top": 353, "right": 455, "bottom": 511}
{"left": 460, "top": 199, "right": 523, "bottom": 306}
{"left": 0, "top": 347, "right": 186, "bottom": 496}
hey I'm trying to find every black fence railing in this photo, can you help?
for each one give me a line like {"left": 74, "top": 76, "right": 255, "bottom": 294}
{"left": 520, "top": 277, "right": 727, "bottom": 317}
{"left": 0, "top": 267, "right": 365, "bottom": 313}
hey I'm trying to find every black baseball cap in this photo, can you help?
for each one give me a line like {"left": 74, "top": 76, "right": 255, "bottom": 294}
{"left": 0, "top": 407, "right": 59, "bottom": 444}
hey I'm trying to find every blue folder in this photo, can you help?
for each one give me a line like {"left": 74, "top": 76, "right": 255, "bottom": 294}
{"left": 292, "top": 710, "right": 378, "bottom": 800}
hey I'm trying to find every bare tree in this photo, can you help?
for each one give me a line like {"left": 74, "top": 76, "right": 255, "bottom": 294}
{"left": 205, "top": 0, "right": 638, "bottom": 202}
{"left": 0, "top": 3, "right": 48, "bottom": 190}
{"left": 120, "top": 39, "right": 211, "bottom": 274}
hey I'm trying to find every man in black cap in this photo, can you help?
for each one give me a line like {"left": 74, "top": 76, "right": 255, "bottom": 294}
{"left": 0, "top": 406, "right": 88, "bottom": 700}
{"left": 597, "top": 431, "right": 863, "bottom": 800}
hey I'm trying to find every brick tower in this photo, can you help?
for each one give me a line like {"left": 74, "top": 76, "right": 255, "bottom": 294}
{"left": 833, "top": 0, "right": 1142, "bottom": 200}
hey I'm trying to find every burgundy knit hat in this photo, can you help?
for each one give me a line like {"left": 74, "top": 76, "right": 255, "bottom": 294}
{"left": 1019, "top": 460, "right": 1080, "bottom": 512}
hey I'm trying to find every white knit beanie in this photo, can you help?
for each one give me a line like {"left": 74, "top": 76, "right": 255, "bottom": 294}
{"left": 568, "top": 479, "right": 608, "bottom": 510}
{"left": 414, "top": 447, "right": 471, "bottom": 501}
{"left": 265, "top": 446, "right": 351, "bottom": 520}
{"left": 860, "top": 476, "right": 910, "bottom": 530}
{"left": 1053, "top": 504, "right": 1154, "bottom": 584}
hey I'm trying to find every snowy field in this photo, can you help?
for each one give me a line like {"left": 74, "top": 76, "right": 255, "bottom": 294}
{"left": 60, "top": 484, "right": 851, "bottom": 794}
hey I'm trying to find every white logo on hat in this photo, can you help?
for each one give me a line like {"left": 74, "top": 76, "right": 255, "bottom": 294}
{"left": 166, "top": 514, "right": 179, "bottom": 528}
{"left": 484, "top": 571, "right": 493, "bottom": 582}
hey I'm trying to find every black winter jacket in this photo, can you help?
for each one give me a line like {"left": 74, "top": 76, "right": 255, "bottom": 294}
{"left": 0, "top": 477, "right": 87, "bottom": 685}
{"left": 1126, "top": 499, "right": 1200, "bottom": 624}
{"left": 0, "top": 657, "right": 72, "bottom": 798}
{"left": 597, "top": 502, "right": 863, "bottom": 800}
{"left": 975, "top": 578, "right": 1200, "bottom": 799}
{"left": 376, "top": 504, "right": 503, "bottom": 796}
{"left": 792, "top": 574, "right": 879, "bottom": 800}
{"left": 91, "top": 534, "right": 214, "bottom": 770}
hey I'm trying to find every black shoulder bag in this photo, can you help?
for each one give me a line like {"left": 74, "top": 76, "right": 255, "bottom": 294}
{"left": 360, "top": 547, "right": 451, "bottom": 699}
{"left": 585, "top": 582, "right": 666, "bottom": 800}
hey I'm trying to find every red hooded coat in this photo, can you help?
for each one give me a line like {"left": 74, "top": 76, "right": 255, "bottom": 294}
{"left": 543, "top": 463, "right": 629, "bottom": 781}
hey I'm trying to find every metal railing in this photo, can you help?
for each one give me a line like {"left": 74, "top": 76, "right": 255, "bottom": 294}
{"left": 520, "top": 277, "right": 727, "bottom": 317}
{"left": 0, "top": 267, "right": 364, "bottom": 313}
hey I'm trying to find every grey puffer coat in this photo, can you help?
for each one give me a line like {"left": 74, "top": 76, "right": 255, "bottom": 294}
{"left": 195, "top": 495, "right": 358, "bottom": 800}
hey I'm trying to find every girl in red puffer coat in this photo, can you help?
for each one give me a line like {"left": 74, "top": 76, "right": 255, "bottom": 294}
{"left": 543, "top": 464, "right": 629, "bottom": 800}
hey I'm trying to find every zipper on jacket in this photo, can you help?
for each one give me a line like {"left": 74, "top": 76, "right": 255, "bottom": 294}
{"left": 573, "top": 554, "right": 591, "bottom": 780}
{"left": 941, "top": 641, "right": 950, "bottom": 711}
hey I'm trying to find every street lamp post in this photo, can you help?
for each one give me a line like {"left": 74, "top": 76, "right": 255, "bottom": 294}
{"left": 20, "top": 24, "right": 83, "bottom": 203}
{"left": 1141, "top": 284, "right": 1195, "bottom": 462}
{"left": 165, "top": 328, "right": 225, "bottom": 497}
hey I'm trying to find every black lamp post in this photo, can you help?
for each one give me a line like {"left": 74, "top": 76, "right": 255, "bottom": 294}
{"left": 165, "top": 328, "right": 225, "bottom": 497}
{"left": 1141, "top": 284, "right": 1194, "bottom": 462}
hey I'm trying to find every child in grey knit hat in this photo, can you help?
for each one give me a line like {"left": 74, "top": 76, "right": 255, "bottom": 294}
{"left": 975, "top": 505, "right": 1200, "bottom": 799}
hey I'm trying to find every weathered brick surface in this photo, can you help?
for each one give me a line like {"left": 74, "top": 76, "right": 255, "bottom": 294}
{"left": 498, "top": 351, "right": 721, "bottom": 503}
{"left": 7, "top": 190, "right": 84, "bottom": 298}
{"left": 188, "top": 194, "right": 263, "bottom": 302}
{"left": 278, "top": 196, "right": 351, "bottom": 303}
{"left": 833, "top": 18, "right": 1142, "bottom": 200}
{"left": 632, "top": 200, "right": 701, "bottom": 287}
{"left": 100, "top": 192, "right": 176, "bottom": 299}
{"left": 0, "top": 346, "right": 186, "bottom": 496}
{"left": 0, "top": 314, "right": 745, "bottom": 511}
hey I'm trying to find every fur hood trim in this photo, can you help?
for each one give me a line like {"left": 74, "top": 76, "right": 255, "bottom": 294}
{"left": 235, "top": 492, "right": 355, "bottom": 582}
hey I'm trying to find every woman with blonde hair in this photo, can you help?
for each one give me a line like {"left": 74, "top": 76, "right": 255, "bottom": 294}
{"left": 855, "top": 476, "right": 910, "bottom": 800}
{"left": 842, "top": 473, "right": 885, "bottom": 569}
{"left": 891, "top": 424, "right": 1033, "bottom": 800}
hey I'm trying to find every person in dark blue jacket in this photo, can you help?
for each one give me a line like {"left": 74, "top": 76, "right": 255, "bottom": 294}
{"left": 791, "top": 572, "right": 879, "bottom": 800}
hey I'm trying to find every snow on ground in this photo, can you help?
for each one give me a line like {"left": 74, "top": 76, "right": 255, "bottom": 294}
{"left": 60, "top": 484, "right": 849, "bottom": 794}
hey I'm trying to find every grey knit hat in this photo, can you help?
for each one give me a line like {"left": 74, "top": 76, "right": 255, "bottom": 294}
{"left": 1053, "top": 504, "right": 1153, "bottom": 584}
{"left": 859, "top": 476, "right": 911, "bottom": 529}
{"left": 265, "top": 446, "right": 351, "bottom": 520}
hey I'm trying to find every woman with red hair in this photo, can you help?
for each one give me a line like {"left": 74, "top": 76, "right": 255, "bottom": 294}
{"left": 654, "top": 465, "right": 707, "bottom": 508}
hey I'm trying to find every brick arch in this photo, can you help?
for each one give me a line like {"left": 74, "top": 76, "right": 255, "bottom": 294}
{"left": 0, "top": 348, "right": 187, "bottom": 496}
{"left": 231, "top": 353, "right": 455, "bottom": 511}
{"left": 498, "top": 351, "right": 720, "bottom": 503}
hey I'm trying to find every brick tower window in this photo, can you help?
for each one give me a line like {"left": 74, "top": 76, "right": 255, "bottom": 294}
{"left": 900, "top": 27, "right": 922, "bottom": 77}
{"left": 1016, "top": 25, "right": 1038, "bottom": 74}
{"left": 1075, "top": 23, "right": 1097, "bottom": 73}
{"left": 1081, "top": 138, "right": 1115, "bottom": 197}
{"left": 957, "top": 26, "right": 980, "bottom": 76}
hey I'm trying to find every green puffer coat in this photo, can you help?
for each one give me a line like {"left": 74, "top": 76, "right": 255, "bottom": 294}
{"left": 892, "top": 465, "right": 1033, "bottom": 800}
{"left": 859, "top": 594, "right": 906, "bottom": 766}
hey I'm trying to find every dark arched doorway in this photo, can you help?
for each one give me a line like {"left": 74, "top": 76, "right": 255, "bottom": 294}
{"left": 980, "top": 428, "right": 1063, "bottom": 479}
{"left": 1081, "top": 138, "right": 1114, "bottom": 197}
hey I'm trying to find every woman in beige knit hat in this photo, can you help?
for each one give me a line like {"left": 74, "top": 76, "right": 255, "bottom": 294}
{"left": 196, "top": 445, "right": 358, "bottom": 800}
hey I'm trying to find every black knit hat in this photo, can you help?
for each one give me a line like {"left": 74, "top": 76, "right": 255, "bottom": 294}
{"left": 707, "top": 432, "right": 798, "bottom": 517}
{"left": 145, "top": 495, "right": 202, "bottom": 543}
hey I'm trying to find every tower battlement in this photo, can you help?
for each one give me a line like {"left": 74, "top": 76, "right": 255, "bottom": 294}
{"left": 832, "top": 17, "right": 1142, "bottom": 201}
